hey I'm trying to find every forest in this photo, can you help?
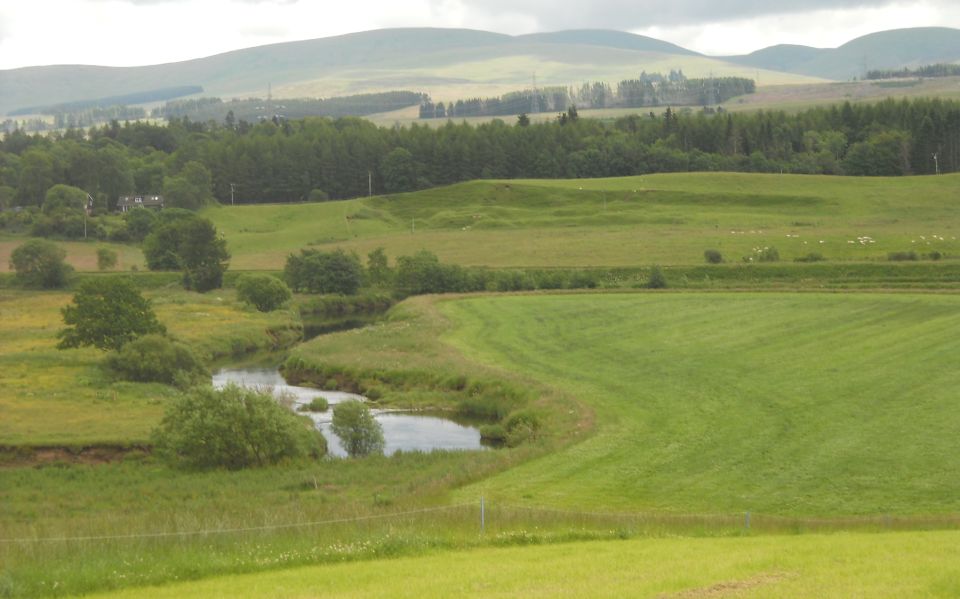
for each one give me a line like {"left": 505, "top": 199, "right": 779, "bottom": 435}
{"left": 0, "top": 97, "right": 957, "bottom": 223}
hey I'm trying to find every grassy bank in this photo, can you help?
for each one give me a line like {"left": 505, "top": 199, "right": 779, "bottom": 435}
{"left": 78, "top": 529, "right": 960, "bottom": 598}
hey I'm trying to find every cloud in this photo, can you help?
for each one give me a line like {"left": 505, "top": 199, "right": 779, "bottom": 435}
{"left": 447, "top": 0, "right": 908, "bottom": 30}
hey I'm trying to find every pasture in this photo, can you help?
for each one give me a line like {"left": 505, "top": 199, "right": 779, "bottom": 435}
{"left": 207, "top": 173, "right": 960, "bottom": 270}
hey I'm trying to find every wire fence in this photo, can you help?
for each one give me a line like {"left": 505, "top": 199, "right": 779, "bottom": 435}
{"left": 4, "top": 498, "right": 960, "bottom": 546}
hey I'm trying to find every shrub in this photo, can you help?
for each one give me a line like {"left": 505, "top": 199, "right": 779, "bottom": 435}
{"left": 704, "top": 249, "right": 723, "bottom": 264}
{"left": 479, "top": 423, "right": 507, "bottom": 443}
{"left": 299, "top": 397, "right": 329, "bottom": 412}
{"left": 925, "top": 251, "right": 943, "bottom": 261}
{"left": 794, "top": 252, "right": 826, "bottom": 262}
{"left": 9, "top": 239, "right": 73, "bottom": 289}
{"left": 888, "top": 251, "right": 918, "bottom": 261}
{"left": 236, "top": 274, "right": 292, "bottom": 312}
{"left": 307, "top": 189, "right": 330, "bottom": 202}
{"left": 504, "top": 409, "right": 542, "bottom": 447}
{"left": 58, "top": 278, "right": 165, "bottom": 351}
{"left": 103, "top": 334, "right": 208, "bottom": 388}
{"left": 96, "top": 247, "right": 119, "bottom": 271}
{"left": 152, "top": 384, "right": 326, "bottom": 470}
{"left": 331, "top": 399, "right": 385, "bottom": 457}
{"left": 646, "top": 265, "right": 668, "bottom": 289}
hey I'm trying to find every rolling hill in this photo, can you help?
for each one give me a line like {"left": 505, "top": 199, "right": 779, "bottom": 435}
{"left": 2, "top": 26, "right": 960, "bottom": 118}
{"left": 725, "top": 27, "right": 960, "bottom": 81}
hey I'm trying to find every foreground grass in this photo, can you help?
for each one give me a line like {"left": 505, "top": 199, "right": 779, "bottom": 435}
{"left": 79, "top": 529, "right": 960, "bottom": 598}
{"left": 207, "top": 172, "right": 960, "bottom": 269}
{"left": 0, "top": 287, "right": 299, "bottom": 446}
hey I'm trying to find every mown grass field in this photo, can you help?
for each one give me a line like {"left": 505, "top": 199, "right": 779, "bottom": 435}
{"left": 80, "top": 530, "right": 960, "bottom": 599}
{"left": 206, "top": 173, "right": 960, "bottom": 269}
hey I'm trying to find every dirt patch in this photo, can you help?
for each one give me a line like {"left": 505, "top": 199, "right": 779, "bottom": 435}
{"left": 0, "top": 444, "right": 151, "bottom": 467}
{"left": 664, "top": 572, "right": 797, "bottom": 598}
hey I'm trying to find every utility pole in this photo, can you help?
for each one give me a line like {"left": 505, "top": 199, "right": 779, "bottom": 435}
{"left": 933, "top": 152, "right": 940, "bottom": 175}
{"left": 230, "top": 183, "right": 236, "bottom": 206}
{"left": 368, "top": 171, "right": 373, "bottom": 197}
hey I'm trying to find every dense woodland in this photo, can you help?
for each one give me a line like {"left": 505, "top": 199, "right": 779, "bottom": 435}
{"left": 866, "top": 64, "right": 960, "bottom": 80}
{"left": 0, "top": 97, "right": 957, "bottom": 225}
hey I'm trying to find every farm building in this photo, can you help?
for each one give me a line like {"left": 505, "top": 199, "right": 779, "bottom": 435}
{"left": 117, "top": 195, "right": 164, "bottom": 212}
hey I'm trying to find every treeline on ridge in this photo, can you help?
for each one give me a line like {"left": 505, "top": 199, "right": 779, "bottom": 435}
{"left": 866, "top": 64, "right": 960, "bottom": 80}
{"left": 0, "top": 96, "right": 957, "bottom": 213}
{"left": 420, "top": 72, "right": 756, "bottom": 119}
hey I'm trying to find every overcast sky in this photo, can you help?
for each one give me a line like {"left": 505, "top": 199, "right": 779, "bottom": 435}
{"left": 1, "top": 0, "right": 958, "bottom": 69}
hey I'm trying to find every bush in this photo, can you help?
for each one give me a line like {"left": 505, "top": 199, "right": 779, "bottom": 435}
{"left": 152, "top": 384, "right": 326, "bottom": 470}
{"left": 888, "top": 251, "right": 918, "bottom": 261}
{"left": 794, "top": 252, "right": 826, "bottom": 262}
{"left": 331, "top": 399, "right": 385, "bottom": 457}
{"left": 96, "top": 247, "right": 118, "bottom": 271}
{"left": 479, "top": 423, "right": 507, "bottom": 443}
{"left": 504, "top": 409, "right": 542, "bottom": 447}
{"left": 103, "top": 334, "right": 208, "bottom": 388}
{"left": 925, "top": 251, "right": 943, "bottom": 261}
{"left": 704, "top": 249, "right": 723, "bottom": 264}
{"left": 235, "top": 274, "right": 292, "bottom": 312}
{"left": 307, "top": 189, "right": 330, "bottom": 202}
{"left": 299, "top": 397, "right": 329, "bottom": 412}
{"left": 646, "top": 265, "right": 668, "bottom": 289}
{"left": 9, "top": 239, "right": 73, "bottom": 288}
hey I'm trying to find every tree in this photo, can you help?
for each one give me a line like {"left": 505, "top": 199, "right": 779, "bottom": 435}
{"left": 152, "top": 384, "right": 326, "bottom": 470}
{"left": 284, "top": 248, "right": 363, "bottom": 295}
{"left": 235, "top": 274, "right": 292, "bottom": 312}
{"left": 331, "top": 399, "right": 384, "bottom": 457}
{"left": 366, "top": 247, "right": 391, "bottom": 287}
{"left": 58, "top": 277, "right": 166, "bottom": 351}
{"left": 646, "top": 265, "right": 668, "bottom": 289}
{"left": 162, "top": 161, "right": 214, "bottom": 210}
{"left": 143, "top": 215, "right": 230, "bottom": 291}
{"left": 42, "top": 184, "right": 87, "bottom": 214}
{"left": 516, "top": 113, "right": 531, "bottom": 127}
{"left": 381, "top": 147, "right": 418, "bottom": 193}
{"left": 9, "top": 239, "right": 73, "bottom": 288}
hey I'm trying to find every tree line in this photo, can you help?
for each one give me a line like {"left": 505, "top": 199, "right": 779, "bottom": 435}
{"left": 866, "top": 64, "right": 960, "bottom": 80}
{"left": 0, "top": 96, "right": 957, "bottom": 215}
{"left": 419, "top": 72, "right": 755, "bottom": 118}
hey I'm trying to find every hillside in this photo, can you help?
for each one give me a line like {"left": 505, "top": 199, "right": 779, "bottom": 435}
{"left": 0, "top": 28, "right": 815, "bottom": 117}
{"left": 725, "top": 27, "right": 960, "bottom": 81}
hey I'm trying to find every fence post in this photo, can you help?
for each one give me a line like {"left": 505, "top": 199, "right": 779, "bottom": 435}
{"left": 745, "top": 511, "right": 751, "bottom": 531}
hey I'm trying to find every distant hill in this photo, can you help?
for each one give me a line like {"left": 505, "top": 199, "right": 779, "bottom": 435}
{"left": 0, "top": 28, "right": 809, "bottom": 117}
{"left": 724, "top": 27, "right": 960, "bottom": 80}
{"left": 2, "top": 26, "right": 959, "bottom": 118}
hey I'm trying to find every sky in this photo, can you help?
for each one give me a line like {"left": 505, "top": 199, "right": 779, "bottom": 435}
{"left": 0, "top": 0, "right": 958, "bottom": 69}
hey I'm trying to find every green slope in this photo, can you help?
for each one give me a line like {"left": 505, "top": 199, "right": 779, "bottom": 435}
{"left": 726, "top": 27, "right": 960, "bottom": 80}
{"left": 205, "top": 173, "right": 960, "bottom": 270}
{"left": 82, "top": 530, "right": 960, "bottom": 598}
{"left": 443, "top": 293, "right": 960, "bottom": 515}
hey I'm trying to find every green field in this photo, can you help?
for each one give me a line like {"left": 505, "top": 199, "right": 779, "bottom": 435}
{"left": 80, "top": 530, "right": 960, "bottom": 598}
{"left": 206, "top": 173, "right": 960, "bottom": 270}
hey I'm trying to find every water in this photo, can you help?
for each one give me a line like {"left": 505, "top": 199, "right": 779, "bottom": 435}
{"left": 212, "top": 366, "right": 484, "bottom": 458}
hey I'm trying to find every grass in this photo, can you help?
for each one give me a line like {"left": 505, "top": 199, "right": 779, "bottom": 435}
{"left": 440, "top": 292, "right": 960, "bottom": 516}
{"left": 0, "top": 287, "right": 300, "bottom": 446}
{"left": 205, "top": 173, "right": 960, "bottom": 269}
{"left": 0, "top": 236, "right": 144, "bottom": 274}
{"left": 76, "top": 529, "right": 960, "bottom": 598}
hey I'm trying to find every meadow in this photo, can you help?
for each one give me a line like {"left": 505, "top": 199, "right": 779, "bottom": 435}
{"left": 205, "top": 173, "right": 960, "bottom": 270}
{"left": 3, "top": 172, "right": 960, "bottom": 597}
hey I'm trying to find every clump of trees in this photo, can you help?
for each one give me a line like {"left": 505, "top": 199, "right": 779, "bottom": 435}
{"left": 152, "top": 384, "right": 326, "bottom": 469}
{"left": 284, "top": 248, "right": 363, "bottom": 294}
{"left": 142, "top": 212, "right": 229, "bottom": 291}
{"left": 9, "top": 239, "right": 73, "bottom": 288}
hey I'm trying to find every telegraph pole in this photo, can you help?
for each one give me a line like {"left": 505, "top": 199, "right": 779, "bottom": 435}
{"left": 230, "top": 183, "right": 236, "bottom": 206}
{"left": 368, "top": 171, "right": 373, "bottom": 197}
{"left": 933, "top": 152, "right": 940, "bottom": 175}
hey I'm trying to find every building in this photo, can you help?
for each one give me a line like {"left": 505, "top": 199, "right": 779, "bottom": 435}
{"left": 117, "top": 195, "right": 164, "bottom": 213}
